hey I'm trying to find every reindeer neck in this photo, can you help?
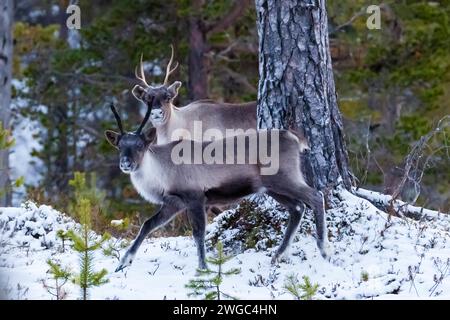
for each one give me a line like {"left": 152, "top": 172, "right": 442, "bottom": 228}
{"left": 130, "top": 150, "right": 168, "bottom": 204}
{"left": 170, "top": 101, "right": 181, "bottom": 112}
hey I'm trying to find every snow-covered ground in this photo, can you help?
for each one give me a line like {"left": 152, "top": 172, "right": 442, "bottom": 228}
{"left": 1, "top": 190, "right": 449, "bottom": 300}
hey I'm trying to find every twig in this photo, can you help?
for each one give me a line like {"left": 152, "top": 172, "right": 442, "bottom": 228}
{"left": 389, "top": 116, "right": 449, "bottom": 212}
{"left": 330, "top": 7, "right": 366, "bottom": 35}
{"left": 429, "top": 258, "right": 450, "bottom": 297}
{"left": 330, "top": 3, "right": 388, "bottom": 35}
{"left": 147, "top": 263, "right": 160, "bottom": 276}
{"left": 360, "top": 117, "right": 373, "bottom": 186}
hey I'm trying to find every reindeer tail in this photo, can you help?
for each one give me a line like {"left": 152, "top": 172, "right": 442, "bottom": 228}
{"left": 288, "top": 127, "right": 310, "bottom": 153}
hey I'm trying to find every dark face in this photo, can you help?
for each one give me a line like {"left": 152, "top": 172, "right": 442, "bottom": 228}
{"left": 118, "top": 134, "right": 147, "bottom": 173}
{"left": 105, "top": 128, "right": 156, "bottom": 174}
{"left": 131, "top": 81, "right": 182, "bottom": 125}
{"left": 148, "top": 86, "right": 172, "bottom": 124}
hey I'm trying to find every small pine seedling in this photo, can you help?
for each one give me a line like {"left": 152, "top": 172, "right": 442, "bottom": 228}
{"left": 283, "top": 274, "right": 319, "bottom": 300}
{"left": 43, "top": 260, "right": 71, "bottom": 300}
{"left": 361, "top": 271, "right": 369, "bottom": 282}
{"left": 102, "top": 219, "right": 131, "bottom": 261}
{"left": 185, "top": 242, "right": 240, "bottom": 300}
{"left": 56, "top": 230, "right": 69, "bottom": 252}
{"left": 67, "top": 172, "right": 111, "bottom": 300}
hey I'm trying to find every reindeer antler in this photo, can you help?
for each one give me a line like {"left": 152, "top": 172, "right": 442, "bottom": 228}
{"left": 135, "top": 53, "right": 150, "bottom": 87}
{"left": 110, "top": 103, "right": 124, "bottom": 134}
{"left": 136, "top": 96, "right": 154, "bottom": 135}
{"left": 134, "top": 46, "right": 179, "bottom": 89}
{"left": 163, "top": 45, "right": 179, "bottom": 85}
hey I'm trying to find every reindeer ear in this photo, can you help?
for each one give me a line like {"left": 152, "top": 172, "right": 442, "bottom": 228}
{"left": 131, "top": 85, "right": 147, "bottom": 102}
{"left": 144, "top": 127, "right": 157, "bottom": 144}
{"left": 105, "top": 130, "right": 120, "bottom": 148}
{"left": 167, "top": 81, "right": 182, "bottom": 100}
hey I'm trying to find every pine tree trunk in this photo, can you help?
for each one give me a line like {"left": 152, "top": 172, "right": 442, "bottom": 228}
{"left": 188, "top": 0, "right": 209, "bottom": 100}
{"left": 0, "top": 0, "right": 14, "bottom": 206}
{"left": 255, "top": 0, "right": 353, "bottom": 192}
{"left": 53, "top": 2, "right": 69, "bottom": 194}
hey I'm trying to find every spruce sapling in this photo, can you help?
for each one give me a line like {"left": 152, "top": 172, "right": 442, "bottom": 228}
{"left": 283, "top": 274, "right": 319, "bottom": 300}
{"left": 67, "top": 172, "right": 110, "bottom": 300}
{"left": 185, "top": 242, "right": 240, "bottom": 300}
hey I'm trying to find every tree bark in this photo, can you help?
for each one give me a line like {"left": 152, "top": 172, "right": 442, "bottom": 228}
{"left": 0, "top": 0, "right": 14, "bottom": 206}
{"left": 187, "top": 0, "right": 209, "bottom": 100}
{"left": 255, "top": 0, "right": 353, "bottom": 192}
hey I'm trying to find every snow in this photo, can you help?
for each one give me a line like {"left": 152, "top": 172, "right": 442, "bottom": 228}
{"left": 1, "top": 189, "right": 450, "bottom": 300}
{"left": 111, "top": 220, "right": 125, "bottom": 227}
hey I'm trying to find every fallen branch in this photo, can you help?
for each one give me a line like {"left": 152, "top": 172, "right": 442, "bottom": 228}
{"left": 355, "top": 188, "right": 446, "bottom": 221}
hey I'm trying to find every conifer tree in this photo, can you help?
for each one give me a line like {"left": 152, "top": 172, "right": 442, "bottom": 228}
{"left": 56, "top": 230, "right": 69, "bottom": 253}
{"left": 46, "top": 172, "right": 110, "bottom": 300}
{"left": 43, "top": 260, "right": 71, "bottom": 300}
{"left": 283, "top": 274, "right": 319, "bottom": 300}
{"left": 186, "top": 242, "right": 240, "bottom": 300}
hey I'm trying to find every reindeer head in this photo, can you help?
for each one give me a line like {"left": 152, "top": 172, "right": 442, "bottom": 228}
{"left": 132, "top": 45, "right": 181, "bottom": 126}
{"left": 105, "top": 102, "right": 156, "bottom": 174}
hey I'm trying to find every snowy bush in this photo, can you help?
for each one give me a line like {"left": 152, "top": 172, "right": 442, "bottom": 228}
{"left": 0, "top": 201, "right": 74, "bottom": 250}
{"left": 206, "top": 198, "right": 289, "bottom": 253}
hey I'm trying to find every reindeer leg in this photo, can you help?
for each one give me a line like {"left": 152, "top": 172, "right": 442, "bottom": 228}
{"left": 116, "top": 195, "right": 183, "bottom": 272}
{"left": 186, "top": 200, "right": 208, "bottom": 270}
{"left": 295, "top": 186, "right": 329, "bottom": 259}
{"left": 268, "top": 183, "right": 330, "bottom": 260}
{"left": 268, "top": 192, "right": 305, "bottom": 264}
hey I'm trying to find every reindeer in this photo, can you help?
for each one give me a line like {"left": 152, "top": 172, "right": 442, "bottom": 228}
{"left": 105, "top": 102, "right": 329, "bottom": 272}
{"left": 131, "top": 46, "right": 257, "bottom": 144}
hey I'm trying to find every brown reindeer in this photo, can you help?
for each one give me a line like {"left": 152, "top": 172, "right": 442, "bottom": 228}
{"left": 131, "top": 46, "right": 257, "bottom": 144}
{"left": 105, "top": 102, "right": 329, "bottom": 272}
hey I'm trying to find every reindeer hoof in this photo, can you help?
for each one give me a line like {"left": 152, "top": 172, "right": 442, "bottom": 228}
{"left": 318, "top": 240, "right": 333, "bottom": 261}
{"left": 115, "top": 253, "right": 134, "bottom": 272}
{"left": 115, "top": 264, "right": 126, "bottom": 273}
{"left": 271, "top": 254, "right": 279, "bottom": 265}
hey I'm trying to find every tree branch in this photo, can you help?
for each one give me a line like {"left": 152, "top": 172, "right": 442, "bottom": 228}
{"left": 329, "top": 8, "right": 366, "bottom": 35}
{"left": 206, "top": 0, "right": 252, "bottom": 35}
{"left": 218, "top": 66, "right": 257, "bottom": 94}
{"left": 330, "top": 3, "right": 390, "bottom": 35}
{"left": 210, "top": 40, "right": 258, "bottom": 56}
{"left": 355, "top": 188, "right": 447, "bottom": 221}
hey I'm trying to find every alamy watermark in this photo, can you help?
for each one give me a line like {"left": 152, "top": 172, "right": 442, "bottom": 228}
{"left": 66, "top": 4, "right": 81, "bottom": 30}
{"left": 366, "top": 5, "right": 381, "bottom": 30}
{"left": 65, "top": 3, "right": 381, "bottom": 32}
{"left": 169, "top": 122, "right": 281, "bottom": 176}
